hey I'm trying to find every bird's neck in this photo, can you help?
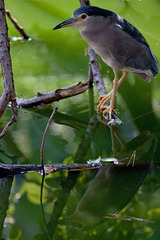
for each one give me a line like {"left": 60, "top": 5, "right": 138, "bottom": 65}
{"left": 79, "top": 28, "right": 99, "bottom": 46}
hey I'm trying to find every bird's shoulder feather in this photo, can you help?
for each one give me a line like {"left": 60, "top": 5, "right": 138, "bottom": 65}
{"left": 114, "top": 15, "right": 150, "bottom": 49}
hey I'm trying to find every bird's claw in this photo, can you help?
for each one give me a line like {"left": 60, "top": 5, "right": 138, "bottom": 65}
{"left": 101, "top": 105, "right": 117, "bottom": 120}
{"left": 97, "top": 92, "right": 116, "bottom": 120}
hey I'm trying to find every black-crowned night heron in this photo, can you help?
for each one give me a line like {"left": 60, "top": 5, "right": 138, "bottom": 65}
{"left": 53, "top": 6, "right": 159, "bottom": 120}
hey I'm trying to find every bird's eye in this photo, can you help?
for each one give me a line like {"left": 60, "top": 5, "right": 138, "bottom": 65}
{"left": 81, "top": 14, "right": 87, "bottom": 19}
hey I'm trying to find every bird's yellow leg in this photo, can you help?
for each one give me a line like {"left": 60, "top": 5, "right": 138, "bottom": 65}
{"left": 117, "top": 71, "right": 128, "bottom": 89}
{"left": 97, "top": 71, "right": 128, "bottom": 119}
{"left": 97, "top": 75, "right": 118, "bottom": 117}
{"left": 103, "top": 74, "right": 119, "bottom": 120}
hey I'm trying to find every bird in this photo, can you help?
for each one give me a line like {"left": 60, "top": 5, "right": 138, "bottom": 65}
{"left": 53, "top": 6, "right": 159, "bottom": 120}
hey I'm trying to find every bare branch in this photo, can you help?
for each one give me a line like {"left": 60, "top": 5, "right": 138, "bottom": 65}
{"left": 17, "top": 81, "right": 88, "bottom": 108}
{"left": 0, "top": 162, "right": 103, "bottom": 178}
{"left": 0, "top": 115, "right": 16, "bottom": 138}
{"left": 0, "top": 161, "right": 152, "bottom": 178}
{"left": 5, "top": 9, "right": 30, "bottom": 39}
{"left": 0, "top": 0, "right": 18, "bottom": 137}
{"left": 88, "top": 48, "right": 118, "bottom": 122}
{"left": 88, "top": 46, "right": 108, "bottom": 96}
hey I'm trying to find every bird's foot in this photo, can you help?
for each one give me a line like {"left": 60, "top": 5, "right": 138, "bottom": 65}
{"left": 97, "top": 92, "right": 116, "bottom": 119}
{"left": 97, "top": 92, "right": 112, "bottom": 110}
{"left": 101, "top": 105, "right": 117, "bottom": 120}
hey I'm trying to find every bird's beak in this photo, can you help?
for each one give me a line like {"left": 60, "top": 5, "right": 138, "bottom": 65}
{"left": 53, "top": 17, "right": 78, "bottom": 30}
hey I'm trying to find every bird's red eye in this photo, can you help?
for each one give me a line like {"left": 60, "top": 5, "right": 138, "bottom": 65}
{"left": 81, "top": 14, "right": 87, "bottom": 19}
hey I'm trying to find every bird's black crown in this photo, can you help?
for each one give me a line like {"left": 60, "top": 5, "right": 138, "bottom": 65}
{"left": 73, "top": 6, "right": 115, "bottom": 18}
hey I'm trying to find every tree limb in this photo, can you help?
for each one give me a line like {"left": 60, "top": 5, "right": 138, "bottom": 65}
{"left": 0, "top": 0, "right": 18, "bottom": 137}
{"left": 0, "top": 163, "right": 102, "bottom": 178}
{"left": 17, "top": 81, "right": 88, "bottom": 108}
{"left": 88, "top": 46, "right": 108, "bottom": 96}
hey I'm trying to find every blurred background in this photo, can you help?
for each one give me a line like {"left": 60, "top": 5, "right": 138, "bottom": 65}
{"left": 0, "top": 0, "right": 160, "bottom": 239}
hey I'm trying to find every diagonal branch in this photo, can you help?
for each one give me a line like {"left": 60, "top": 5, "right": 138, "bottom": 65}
{"left": 17, "top": 81, "right": 88, "bottom": 108}
{"left": 5, "top": 9, "right": 30, "bottom": 40}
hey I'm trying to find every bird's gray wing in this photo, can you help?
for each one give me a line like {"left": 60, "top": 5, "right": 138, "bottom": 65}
{"left": 118, "top": 18, "right": 149, "bottom": 48}
{"left": 110, "top": 18, "right": 158, "bottom": 76}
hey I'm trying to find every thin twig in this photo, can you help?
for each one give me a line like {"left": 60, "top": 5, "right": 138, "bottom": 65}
{"left": 40, "top": 106, "right": 58, "bottom": 167}
{"left": 0, "top": 98, "right": 18, "bottom": 138}
{"left": 0, "top": 115, "right": 17, "bottom": 139}
{"left": 104, "top": 214, "right": 154, "bottom": 223}
{"left": 40, "top": 106, "right": 58, "bottom": 240}
{"left": 40, "top": 171, "right": 51, "bottom": 240}
{"left": 5, "top": 9, "right": 30, "bottom": 39}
